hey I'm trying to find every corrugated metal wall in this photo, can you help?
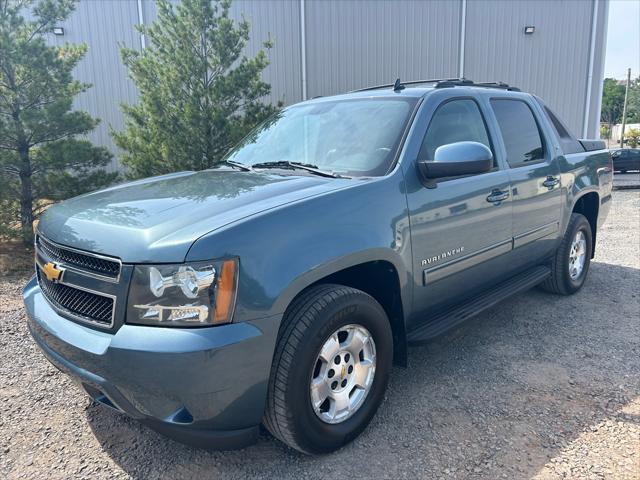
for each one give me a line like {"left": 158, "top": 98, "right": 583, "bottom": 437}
{"left": 44, "top": 1, "right": 141, "bottom": 171}
{"left": 463, "top": 0, "right": 601, "bottom": 139}
{"left": 304, "top": 0, "right": 461, "bottom": 97}
{"left": 46, "top": 0, "right": 608, "bottom": 172}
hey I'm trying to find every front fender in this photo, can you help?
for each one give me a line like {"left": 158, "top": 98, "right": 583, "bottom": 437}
{"left": 270, "top": 247, "right": 409, "bottom": 315}
{"left": 186, "top": 173, "right": 413, "bottom": 324}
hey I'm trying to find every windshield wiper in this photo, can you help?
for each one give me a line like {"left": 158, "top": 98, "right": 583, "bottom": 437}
{"left": 222, "top": 160, "right": 253, "bottom": 171}
{"left": 251, "top": 161, "right": 348, "bottom": 179}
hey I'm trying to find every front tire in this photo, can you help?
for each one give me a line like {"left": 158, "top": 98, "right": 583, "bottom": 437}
{"left": 263, "top": 284, "right": 393, "bottom": 454}
{"left": 540, "top": 213, "right": 593, "bottom": 295}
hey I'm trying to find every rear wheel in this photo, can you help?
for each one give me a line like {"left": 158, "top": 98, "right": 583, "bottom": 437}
{"left": 263, "top": 284, "right": 393, "bottom": 454}
{"left": 540, "top": 213, "right": 593, "bottom": 295}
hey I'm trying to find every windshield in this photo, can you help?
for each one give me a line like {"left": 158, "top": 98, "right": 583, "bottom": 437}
{"left": 225, "top": 97, "right": 416, "bottom": 177}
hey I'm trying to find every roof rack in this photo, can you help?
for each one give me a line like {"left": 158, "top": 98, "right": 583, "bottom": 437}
{"left": 354, "top": 77, "right": 461, "bottom": 92}
{"left": 436, "top": 80, "right": 521, "bottom": 92}
{"left": 352, "top": 78, "right": 520, "bottom": 93}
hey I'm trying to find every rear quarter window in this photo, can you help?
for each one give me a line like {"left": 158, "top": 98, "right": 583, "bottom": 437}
{"left": 539, "top": 102, "right": 584, "bottom": 154}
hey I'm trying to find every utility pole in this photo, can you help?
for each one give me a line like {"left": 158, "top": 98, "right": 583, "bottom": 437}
{"left": 620, "top": 68, "right": 631, "bottom": 147}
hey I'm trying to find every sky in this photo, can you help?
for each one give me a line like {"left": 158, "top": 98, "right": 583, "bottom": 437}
{"left": 604, "top": 0, "right": 640, "bottom": 79}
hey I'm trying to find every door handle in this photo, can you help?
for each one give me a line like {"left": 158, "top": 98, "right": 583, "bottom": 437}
{"left": 486, "top": 189, "right": 510, "bottom": 204}
{"left": 542, "top": 176, "right": 560, "bottom": 189}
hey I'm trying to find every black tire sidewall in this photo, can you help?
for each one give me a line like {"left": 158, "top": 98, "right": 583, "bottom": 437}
{"left": 561, "top": 215, "right": 593, "bottom": 293}
{"left": 286, "top": 292, "right": 393, "bottom": 454}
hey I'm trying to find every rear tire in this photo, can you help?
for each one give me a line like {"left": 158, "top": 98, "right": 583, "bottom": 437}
{"left": 263, "top": 284, "right": 393, "bottom": 454}
{"left": 540, "top": 213, "right": 593, "bottom": 295}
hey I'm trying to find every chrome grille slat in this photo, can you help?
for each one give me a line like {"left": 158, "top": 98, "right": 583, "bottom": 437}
{"left": 84, "top": 303, "right": 100, "bottom": 317}
{"left": 67, "top": 292, "right": 85, "bottom": 311}
{"left": 36, "top": 268, "right": 115, "bottom": 326}
{"left": 37, "top": 235, "right": 121, "bottom": 279}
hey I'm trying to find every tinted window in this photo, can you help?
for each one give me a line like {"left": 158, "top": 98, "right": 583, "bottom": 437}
{"left": 491, "top": 99, "right": 545, "bottom": 167}
{"left": 419, "top": 99, "right": 493, "bottom": 166}
{"left": 226, "top": 98, "right": 415, "bottom": 177}
{"left": 538, "top": 101, "right": 584, "bottom": 154}
{"left": 545, "top": 106, "right": 570, "bottom": 138}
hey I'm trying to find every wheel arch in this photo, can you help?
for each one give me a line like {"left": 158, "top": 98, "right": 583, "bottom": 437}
{"left": 275, "top": 254, "right": 409, "bottom": 367}
{"left": 571, "top": 191, "right": 599, "bottom": 258}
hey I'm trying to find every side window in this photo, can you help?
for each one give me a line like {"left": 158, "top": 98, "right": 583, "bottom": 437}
{"left": 491, "top": 99, "right": 545, "bottom": 167}
{"left": 541, "top": 104, "right": 584, "bottom": 154}
{"left": 418, "top": 99, "right": 495, "bottom": 167}
{"left": 545, "top": 106, "right": 571, "bottom": 138}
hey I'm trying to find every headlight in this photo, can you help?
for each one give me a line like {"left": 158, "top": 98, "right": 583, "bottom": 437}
{"left": 127, "top": 258, "right": 238, "bottom": 327}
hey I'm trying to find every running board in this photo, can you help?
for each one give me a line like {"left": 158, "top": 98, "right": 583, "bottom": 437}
{"left": 407, "top": 265, "right": 551, "bottom": 344}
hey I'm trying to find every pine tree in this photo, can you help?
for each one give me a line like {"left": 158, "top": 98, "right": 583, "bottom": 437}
{"left": 113, "top": 0, "right": 280, "bottom": 179}
{"left": 0, "top": 0, "right": 117, "bottom": 244}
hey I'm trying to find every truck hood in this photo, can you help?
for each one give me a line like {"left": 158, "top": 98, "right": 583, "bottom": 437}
{"left": 38, "top": 169, "right": 351, "bottom": 263}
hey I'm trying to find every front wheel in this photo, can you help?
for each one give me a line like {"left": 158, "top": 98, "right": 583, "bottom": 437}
{"left": 540, "top": 213, "right": 593, "bottom": 295}
{"left": 263, "top": 284, "right": 393, "bottom": 454}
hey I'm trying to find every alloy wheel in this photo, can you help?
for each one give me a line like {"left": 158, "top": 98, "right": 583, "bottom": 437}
{"left": 568, "top": 230, "right": 587, "bottom": 280}
{"left": 310, "top": 324, "right": 377, "bottom": 424}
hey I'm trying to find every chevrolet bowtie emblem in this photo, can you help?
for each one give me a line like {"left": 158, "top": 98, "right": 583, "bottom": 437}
{"left": 43, "top": 262, "right": 64, "bottom": 282}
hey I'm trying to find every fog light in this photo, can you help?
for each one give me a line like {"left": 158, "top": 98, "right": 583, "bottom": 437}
{"left": 133, "top": 304, "right": 209, "bottom": 323}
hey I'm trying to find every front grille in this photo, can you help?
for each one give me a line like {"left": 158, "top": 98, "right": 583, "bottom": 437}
{"left": 36, "top": 268, "right": 114, "bottom": 326}
{"left": 37, "top": 235, "right": 120, "bottom": 279}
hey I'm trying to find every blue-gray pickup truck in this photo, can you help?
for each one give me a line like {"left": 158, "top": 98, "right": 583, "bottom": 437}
{"left": 24, "top": 78, "right": 613, "bottom": 454}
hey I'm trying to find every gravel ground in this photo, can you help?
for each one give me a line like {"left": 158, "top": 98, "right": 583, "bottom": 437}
{"left": 1, "top": 191, "right": 639, "bottom": 480}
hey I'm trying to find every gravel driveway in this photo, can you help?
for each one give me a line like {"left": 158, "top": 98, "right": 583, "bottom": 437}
{"left": 1, "top": 191, "right": 638, "bottom": 480}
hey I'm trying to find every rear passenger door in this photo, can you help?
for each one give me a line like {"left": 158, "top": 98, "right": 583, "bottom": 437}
{"left": 619, "top": 149, "right": 640, "bottom": 171}
{"left": 619, "top": 150, "right": 631, "bottom": 170}
{"left": 489, "top": 97, "right": 562, "bottom": 264}
{"left": 632, "top": 150, "right": 640, "bottom": 171}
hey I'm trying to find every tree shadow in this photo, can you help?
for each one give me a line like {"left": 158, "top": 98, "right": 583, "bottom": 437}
{"left": 85, "top": 261, "right": 639, "bottom": 479}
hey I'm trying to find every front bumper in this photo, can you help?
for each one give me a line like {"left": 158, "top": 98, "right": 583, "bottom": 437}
{"left": 23, "top": 276, "right": 281, "bottom": 449}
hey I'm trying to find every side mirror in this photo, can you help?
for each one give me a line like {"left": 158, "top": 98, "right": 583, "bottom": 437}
{"left": 418, "top": 141, "right": 493, "bottom": 180}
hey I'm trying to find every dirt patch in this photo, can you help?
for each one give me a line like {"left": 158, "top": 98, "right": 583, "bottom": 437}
{"left": 0, "top": 241, "right": 34, "bottom": 279}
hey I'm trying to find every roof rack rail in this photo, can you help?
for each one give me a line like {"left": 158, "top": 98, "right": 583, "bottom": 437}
{"left": 435, "top": 80, "right": 521, "bottom": 91}
{"left": 353, "top": 77, "right": 464, "bottom": 93}
{"left": 352, "top": 78, "right": 520, "bottom": 93}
